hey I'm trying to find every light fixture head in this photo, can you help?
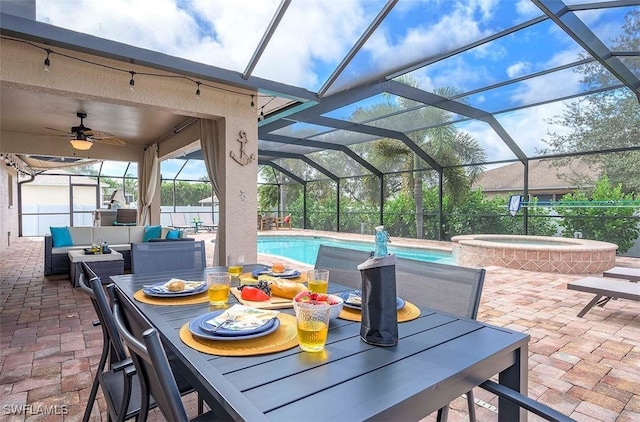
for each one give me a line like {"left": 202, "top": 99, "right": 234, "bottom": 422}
{"left": 250, "top": 94, "right": 255, "bottom": 109}
{"left": 129, "top": 71, "right": 135, "bottom": 91}
{"left": 44, "top": 49, "right": 51, "bottom": 72}
{"left": 195, "top": 82, "right": 201, "bottom": 100}
{"left": 70, "top": 135, "right": 93, "bottom": 150}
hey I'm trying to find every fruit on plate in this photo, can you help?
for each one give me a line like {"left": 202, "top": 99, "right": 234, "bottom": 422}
{"left": 240, "top": 286, "right": 270, "bottom": 302}
{"left": 271, "top": 262, "right": 286, "bottom": 273}
{"left": 294, "top": 291, "right": 339, "bottom": 305}
{"left": 294, "top": 291, "right": 344, "bottom": 320}
{"left": 238, "top": 280, "right": 271, "bottom": 295}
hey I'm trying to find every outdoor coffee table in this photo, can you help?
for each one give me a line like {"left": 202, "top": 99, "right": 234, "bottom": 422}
{"left": 68, "top": 249, "right": 124, "bottom": 288}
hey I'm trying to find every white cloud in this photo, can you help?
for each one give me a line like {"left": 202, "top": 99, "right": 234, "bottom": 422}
{"left": 494, "top": 101, "right": 570, "bottom": 157}
{"left": 36, "top": 0, "right": 372, "bottom": 90}
{"left": 515, "top": 0, "right": 541, "bottom": 19}
{"left": 37, "top": 0, "right": 203, "bottom": 59}
{"left": 249, "top": 0, "right": 373, "bottom": 89}
{"left": 506, "top": 61, "right": 532, "bottom": 78}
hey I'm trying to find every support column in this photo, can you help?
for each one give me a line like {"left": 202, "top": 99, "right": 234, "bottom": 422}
{"left": 218, "top": 122, "right": 258, "bottom": 265}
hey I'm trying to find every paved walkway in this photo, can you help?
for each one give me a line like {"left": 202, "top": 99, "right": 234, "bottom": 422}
{"left": 1, "top": 233, "right": 639, "bottom": 421}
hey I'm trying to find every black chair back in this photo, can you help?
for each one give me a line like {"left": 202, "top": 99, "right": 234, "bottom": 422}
{"left": 78, "top": 262, "right": 128, "bottom": 364}
{"left": 111, "top": 285, "right": 190, "bottom": 422}
{"left": 395, "top": 259, "right": 485, "bottom": 319}
{"left": 78, "top": 263, "right": 135, "bottom": 422}
{"left": 131, "top": 240, "right": 206, "bottom": 274}
{"left": 315, "top": 244, "right": 371, "bottom": 289}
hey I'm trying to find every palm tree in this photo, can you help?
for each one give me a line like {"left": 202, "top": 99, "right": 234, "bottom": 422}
{"left": 352, "top": 79, "right": 486, "bottom": 238}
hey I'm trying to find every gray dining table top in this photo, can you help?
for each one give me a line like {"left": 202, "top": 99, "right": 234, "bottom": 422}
{"left": 111, "top": 265, "right": 530, "bottom": 421}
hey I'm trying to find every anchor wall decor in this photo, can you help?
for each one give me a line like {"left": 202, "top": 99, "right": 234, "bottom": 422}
{"left": 230, "top": 130, "right": 255, "bottom": 166}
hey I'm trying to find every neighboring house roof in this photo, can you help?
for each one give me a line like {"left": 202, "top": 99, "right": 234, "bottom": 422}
{"left": 30, "top": 170, "right": 99, "bottom": 186}
{"left": 474, "top": 159, "right": 598, "bottom": 194}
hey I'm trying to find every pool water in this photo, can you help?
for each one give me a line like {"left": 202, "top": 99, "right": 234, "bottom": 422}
{"left": 257, "top": 236, "right": 454, "bottom": 266}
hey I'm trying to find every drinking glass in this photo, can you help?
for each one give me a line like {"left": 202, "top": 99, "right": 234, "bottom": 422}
{"left": 207, "top": 272, "right": 230, "bottom": 306}
{"left": 294, "top": 301, "right": 330, "bottom": 352}
{"left": 227, "top": 254, "right": 244, "bottom": 276}
{"left": 306, "top": 269, "right": 329, "bottom": 293}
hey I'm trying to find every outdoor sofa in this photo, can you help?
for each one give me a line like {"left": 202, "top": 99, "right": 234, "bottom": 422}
{"left": 44, "top": 225, "right": 190, "bottom": 276}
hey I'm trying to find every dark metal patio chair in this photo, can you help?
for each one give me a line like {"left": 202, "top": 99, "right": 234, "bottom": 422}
{"left": 131, "top": 240, "right": 206, "bottom": 274}
{"left": 79, "top": 263, "right": 202, "bottom": 421}
{"left": 314, "top": 244, "right": 371, "bottom": 288}
{"left": 77, "top": 262, "right": 131, "bottom": 422}
{"left": 314, "top": 244, "right": 483, "bottom": 421}
{"left": 394, "top": 258, "right": 485, "bottom": 422}
{"left": 111, "top": 285, "right": 216, "bottom": 421}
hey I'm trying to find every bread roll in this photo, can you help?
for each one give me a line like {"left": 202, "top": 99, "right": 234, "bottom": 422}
{"left": 266, "top": 278, "right": 308, "bottom": 299}
{"left": 166, "top": 280, "right": 185, "bottom": 292}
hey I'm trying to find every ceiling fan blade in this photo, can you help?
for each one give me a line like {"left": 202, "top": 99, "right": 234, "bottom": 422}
{"left": 91, "top": 136, "right": 127, "bottom": 147}
{"left": 45, "top": 126, "right": 72, "bottom": 135}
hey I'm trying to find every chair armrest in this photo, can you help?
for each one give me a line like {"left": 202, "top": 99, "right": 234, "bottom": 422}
{"left": 92, "top": 319, "right": 101, "bottom": 327}
{"left": 479, "top": 380, "right": 575, "bottom": 422}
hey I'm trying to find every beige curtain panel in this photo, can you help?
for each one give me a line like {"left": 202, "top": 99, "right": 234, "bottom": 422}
{"left": 138, "top": 143, "right": 159, "bottom": 226}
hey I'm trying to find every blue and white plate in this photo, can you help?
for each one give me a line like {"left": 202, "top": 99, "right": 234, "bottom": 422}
{"left": 143, "top": 282, "right": 207, "bottom": 298}
{"left": 198, "top": 312, "right": 276, "bottom": 337}
{"left": 251, "top": 269, "right": 301, "bottom": 279}
{"left": 188, "top": 311, "right": 280, "bottom": 341}
{"left": 338, "top": 291, "right": 405, "bottom": 311}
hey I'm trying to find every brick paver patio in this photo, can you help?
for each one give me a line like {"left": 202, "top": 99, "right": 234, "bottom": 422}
{"left": 1, "top": 233, "right": 638, "bottom": 421}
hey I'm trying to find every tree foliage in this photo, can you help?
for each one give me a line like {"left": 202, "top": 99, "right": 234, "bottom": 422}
{"left": 542, "top": 9, "right": 640, "bottom": 193}
{"left": 160, "top": 181, "right": 211, "bottom": 206}
{"left": 553, "top": 176, "right": 639, "bottom": 253}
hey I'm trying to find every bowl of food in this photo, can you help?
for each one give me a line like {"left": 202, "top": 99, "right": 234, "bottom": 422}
{"left": 293, "top": 291, "right": 344, "bottom": 320}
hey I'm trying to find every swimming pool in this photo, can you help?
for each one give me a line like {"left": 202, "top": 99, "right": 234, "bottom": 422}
{"left": 257, "top": 236, "right": 454, "bottom": 265}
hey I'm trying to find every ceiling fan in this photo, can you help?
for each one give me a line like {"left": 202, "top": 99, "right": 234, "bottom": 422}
{"left": 46, "top": 112, "right": 127, "bottom": 150}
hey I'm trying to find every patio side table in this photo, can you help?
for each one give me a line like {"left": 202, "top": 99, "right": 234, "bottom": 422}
{"left": 68, "top": 249, "right": 124, "bottom": 288}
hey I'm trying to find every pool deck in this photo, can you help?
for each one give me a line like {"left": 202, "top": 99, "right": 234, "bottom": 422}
{"left": 1, "top": 230, "right": 639, "bottom": 421}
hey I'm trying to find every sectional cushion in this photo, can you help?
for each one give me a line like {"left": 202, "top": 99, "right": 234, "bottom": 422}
{"left": 166, "top": 229, "right": 181, "bottom": 239}
{"left": 93, "top": 226, "right": 131, "bottom": 245}
{"left": 50, "top": 227, "right": 73, "bottom": 247}
{"left": 129, "top": 226, "right": 145, "bottom": 243}
{"left": 143, "top": 225, "right": 162, "bottom": 242}
{"left": 68, "top": 227, "right": 94, "bottom": 245}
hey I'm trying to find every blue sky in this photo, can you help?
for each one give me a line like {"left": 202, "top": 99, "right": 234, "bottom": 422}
{"left": 36, "top": 0, "right": 634, "bottom": 168}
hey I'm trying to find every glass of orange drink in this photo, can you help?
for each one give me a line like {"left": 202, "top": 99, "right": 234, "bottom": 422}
{"left": 207, "top": 272, "right": 230, "bottom": 306}
{"left": 294, "top": 301, "right": 330, "bottom": 352}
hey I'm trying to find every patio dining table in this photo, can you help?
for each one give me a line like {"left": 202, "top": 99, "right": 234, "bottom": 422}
{"left": 110, "top": 265, "right": 530, "bottom": 421}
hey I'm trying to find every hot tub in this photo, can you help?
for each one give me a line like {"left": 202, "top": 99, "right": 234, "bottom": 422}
{"left": 451, "top": 234, "right": 617, "bottom": 274}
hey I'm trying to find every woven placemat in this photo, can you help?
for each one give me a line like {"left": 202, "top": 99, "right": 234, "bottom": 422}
{"left": 179, "top": 313, "right": 299, "bottom": 356}
{"left": 134, "top": 289, "right": 210, "bottom": 305}
{"left": 338, "top": 301, "right": 420, "bottom": 323}
{"left": 240, "top": 272, "right": 307, "bottom": 283}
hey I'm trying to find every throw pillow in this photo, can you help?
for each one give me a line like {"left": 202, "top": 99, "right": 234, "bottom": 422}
{"left": 50, "top": 227, "right": 73, "bottom": 247}
{"left": 165, "top": 229, "right": 181, "bottom": 240}
{"left": 143, "top": 225, "right": 162, "bottom": 242}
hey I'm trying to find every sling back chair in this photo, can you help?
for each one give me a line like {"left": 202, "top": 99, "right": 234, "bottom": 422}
{"left": 131, "top": 240, "right": 206, "bottom": 274}
{"left": 111, "top": 285, "right": 215, "bottom": 421}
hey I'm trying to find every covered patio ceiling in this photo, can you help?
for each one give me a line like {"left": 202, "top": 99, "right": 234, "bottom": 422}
{"left": 0, "top": 0, "right": 638, "bottom": 181}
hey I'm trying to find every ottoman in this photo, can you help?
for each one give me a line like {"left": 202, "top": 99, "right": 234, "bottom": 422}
{"left": 68, "top": 249, "right": 125, "bottom": 287}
